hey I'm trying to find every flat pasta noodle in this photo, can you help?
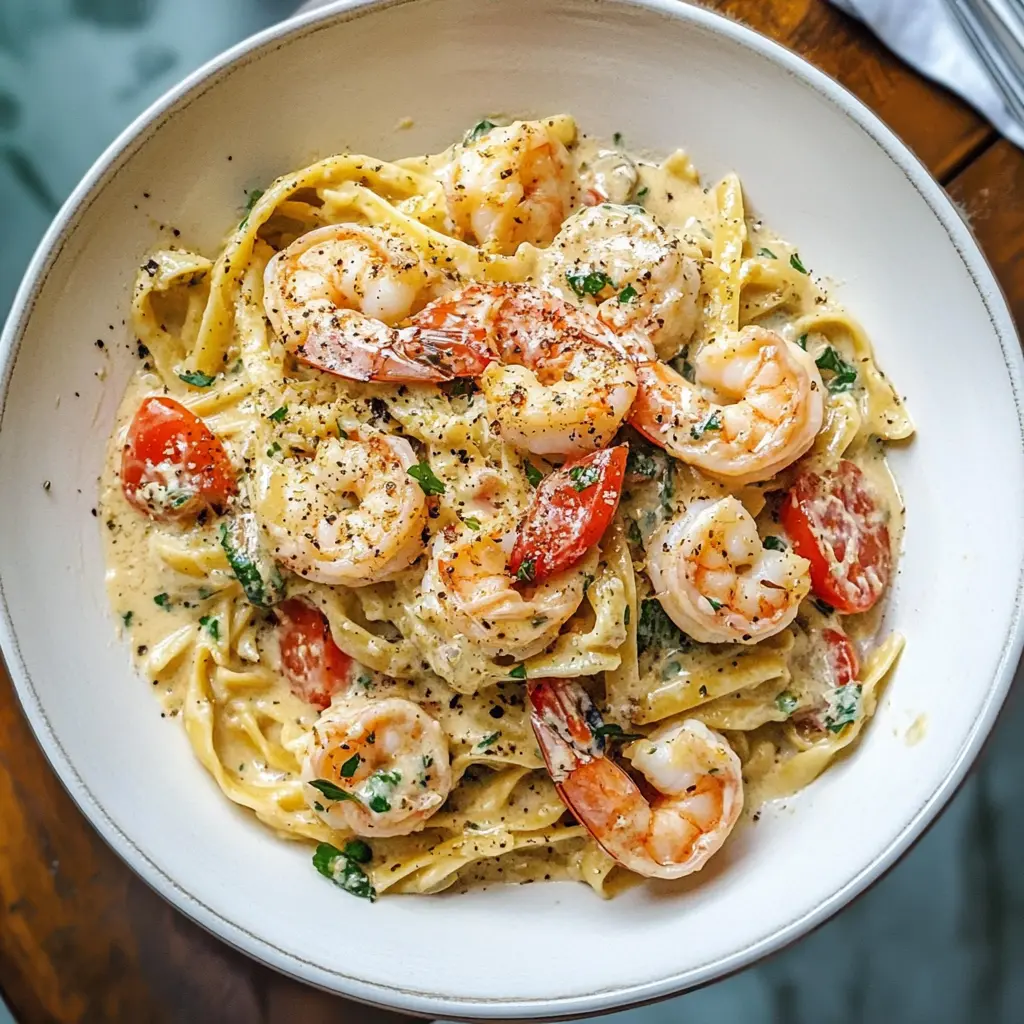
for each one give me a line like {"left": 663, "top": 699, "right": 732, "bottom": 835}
{"left": 100, "top": 115, "right": 912, "bottom": 899}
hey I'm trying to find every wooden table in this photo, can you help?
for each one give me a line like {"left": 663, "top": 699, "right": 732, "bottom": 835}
{"left": 2, "top": 1, "right": 1023, "bottom": 1020}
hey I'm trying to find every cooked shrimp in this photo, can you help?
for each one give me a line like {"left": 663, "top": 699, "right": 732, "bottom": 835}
{"left": 414, "top": 282, "right": 637, "bottom": 457}
{"left": 529, "top": 678, "right": 742, "bottom": 879}
{"left": 263, "top": 224, "right": 492, "bottom": 382}
{"left": 304, "top": 698, "right": 452, "bottom": 838}
{"left": 420, "top": 524, "right": 591, "bottom": 662}
{"left": 441, "top": 120, "right": 578, "bottom": 254}
{"left": 629, "top": 326, "right": 824, "bottom": 485}
{"left": 257, "top": 428, "right": 427, "bottom": 586}
{"left": 647, "top": 496, "right": 811, "bottom": 644}
{"left": 538, "top": 204, "right": 700, "bottom": 360}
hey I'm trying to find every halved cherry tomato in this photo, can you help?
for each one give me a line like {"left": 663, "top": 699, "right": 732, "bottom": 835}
{"left": 121, "top": 396, "right": 237, "bottom": 520}
{"left": 276, "top": 599, "right": 352, "bottom": 710}
{"left": 509, "top": 445, "right": 627, "bottom": 585}
{"left": 822, "top": 627, "right": 859, "bottom": 688}
{"left": 780, "top": 460, "right": 891, "bottom": 615}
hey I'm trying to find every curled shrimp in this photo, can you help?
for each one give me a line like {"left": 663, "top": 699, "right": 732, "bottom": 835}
{"left": 538, "top": 204, "right": 700, "bottom": 360}
{"left": 304, "top": 698, "right": 452, "bottom": 838}
{"left": 647, "top": 496, "right": 811, "bottom": 644}
{"left": 263, "top": 224, "right": 492, "bottom": 382}
{"left": 257, "top": 427, "right": 427, "bottom": 586}
{"left": 629, "top": 326, "right": 824, "bottom": 485}
{"left": 529, "top": 679, "right": 743, "bottom": 879}
{"left": 441, "top": 120, "right": 578, "bottom": 254}
{"left": 420, "top": 525, "right": 591, "bottom": 663}
{"left": 414, "top": 282, "right": 637, "bottom": 457}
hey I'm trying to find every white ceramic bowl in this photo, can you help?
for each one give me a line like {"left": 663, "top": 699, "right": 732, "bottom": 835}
{"left": 2, "top": 0, "right": 1023, "bottom": 1017}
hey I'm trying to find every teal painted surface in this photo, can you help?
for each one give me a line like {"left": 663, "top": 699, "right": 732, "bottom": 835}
{"left": 0, "top": 3, "right": 1021, "bottom": 1022}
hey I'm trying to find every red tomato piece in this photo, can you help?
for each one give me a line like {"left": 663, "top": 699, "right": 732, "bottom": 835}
{"left": 121, "top": 396, "right": 237, "bottom": 520}
{"left": 509, "top": 445, "right": 627, "bottom": 585}
{"left": 780, "top": 460, "right": 891, "bottom": 615}
{"left": 276, "top": 599, "right": 352, "bottom": 710}
{"left": 582, "top": 187, "right": 608, "bottom": 207}
{"left": 822, "top": 627, "right": 859, "bottom": 688}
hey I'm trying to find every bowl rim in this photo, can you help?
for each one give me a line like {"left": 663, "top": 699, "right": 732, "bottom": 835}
{"left": 2, "top": 0, "right": 1023, "bottom": 1017}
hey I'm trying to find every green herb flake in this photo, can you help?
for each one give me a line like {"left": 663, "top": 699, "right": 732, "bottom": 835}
{"left": 266, "top": 441, "right": 282, "bottom": 457}
{"left": 763, "top": 535, "right": 787, "bottom": 552}
{"left": 178, "top": 370, "right": 215, "bottom": 388}
{"left": 153, "top": 592, "right": 171, "bottom": 609}
{"left": 637, "top": 598, "right": 689, "bottom": 655}
{"left": 775, "top": 691, "right": 799, "bottom": 716}
{"left": 343, "top": 839, "right": 373, "bottom": 864}
{"left": 465, "top": 119, "right": 496, "bottom": 143}
{"left": 478, "top": 731, "right": 501, "bottom": 748}
{"left": 815, "top": 346, "right": 858, "bottom": 393}
{"left": 121, "top": 611, "right": 133, "bottom": 627}
{"left": 198, "top": 615, "right": 220, "bottom": 641}
{"left": 757, "top": 247, "right": 777, "bottom": 259}
{"left": 797, "top": 333, "right": 808, "bottom": 350}
{"left": 462, "top": 516, "right": 481, "bottom": 530}
{"left": 790, "top": 252, "right": 808, "bottom": 274}
{"left": 239, "top": 188, "right": 265, "bottom": 229}
{"left": 690, "top": 410, "right": 722, "bottom": 440}
{"left": 309, "top": 778, "right": 359, "bottom": 803}
{"left": 364, "top": 769, "right": 401, "bottom": 814}
{"left": 706, "top": 596, "right": 724, "bottom": 611}
{"left": 618, "top": 283, "right": 638, "bottom": 303}
{"left": 565, "top": 269, "right": 614, "bottom": 300}
{"left": 268, "top": 405, "right": 287, "bottom": 422}
{"left": 593, "top": 723, "right": 642, "bottom": 742}
{"left": 509, "top": 664, "right": 527, "bottom": 680}
{"left": 407, "top": 461, "right": 446, "bottom": 496}
{"left": 635, "top": 185, "right": 649, "bottom": 203}
{"left": 336, "top": 419, "right": 348, "bottom": 439}
{"left": 823, "top": 684, "right": 862, "bottom": 733}
{"left": 627, "top": 518, "right": 643, "bottom": 546}
{"left": 524, "top": 461, "right": 544, "bottom": 488}
{"left": 624, "top": 606, "right": 631, "bottom": 625}
{"left": 450, "top": 377, "right": 475, "bottom": 398}
{"left": 312, "top": 842, "right": 376, "bottom": 901}
{"left": 582, "top": 573, "right": 595, "bottom": 595}
{"left": 340, "top": 753, "right": 361, "bottom": 778}
{"left": 626, "top": 444, "right": 659, "bottom": 479}
{"left": 813, "top": 598, "right": 835, "bottom": 616}
{"left": 569, "top": 465, "right": 600, "bottom": 491}
{"left": 516, "top": 558, "right": 536, "bottom": 583}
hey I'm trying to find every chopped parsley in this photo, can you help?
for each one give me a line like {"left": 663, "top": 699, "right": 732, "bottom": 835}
{"left": 565, "top": 269, "right": 614, "bottom": 300}
{"left": 593, "top": 723, "right": 642, "bottom": 742}
{"left": 790, "top": 252, "right": 808, "bottom": 274}
{"left": 815, "top": 346, "right": 858, "bottom": 393}
{"left": 365, "top": 769, "right": 401, "bottom": 813}
{"left": 626, "top": 443, "right": 659, "bottom": 479}
{"left": 407, "top": 461, "right": 445, "bottom": 496}
{"left": 336, "top": 419, "right": 348, "bottom": 439}
{"left": 462, "top": 515, "right": 481, "bottom": 530}
{"left": 178, "top": 370, "right": 215, "bottom": 388}
{"left": 763, "top": 535, "right": 787, "bottom": 552}
{"left": 690, "top": 410, "right": 722, "bottom": 440}
{"left": 637, "top": 598, "right": 689, "bottom": 655}
{"left": 198, "top": 615, "right": 220, "bottom": 641}
{"left": 796, "top": 333, "right": 808, "bottom": 350}
{"left": 569, "top": 464, "right": 600, "bottom": 491}
{"left": 757, "top": 247, "right": 777, "bottom": 259}
{"left": 627, "top": 518, "right": 643, "bottom": 546}
{"left": 634, "top": 185, "right": 649, "bottom": 203}
{"left": 268, "top": 405, "right": 287, "bottom": 422}
{"left": 340, "top": 753, "right": 361, "bottom": 778}
{"left": 508, "top": 664, "right": 527, "bottom": 680}
{"left": 465, "top": 119, "right": 496, "bottom": 143}
{"left": 153, "top": 592, "right": 171, "bottom": 609}
{"left": 266, "top": 442, "right": 281, "bottom": 457}
{"left": 823, "top": 684, "right": 862, "bottom": 733}
{"left": 309, "top": 778, "right": 359, "bottom": 803}
{"left": 121, "top": 611, "right": 133, "bottom": 627}
{"left": 524, "top": 461, "right": 543, "bottom": 488}
{"left": 516, "top": 558, "right": 536, "bottom": 583}
{"left": 706, "top": 596, "right": 724, "bottom": 611}
{"left": 239, "top": 188, "right": 265, "bottom": 229}
{"left": 582, "top": 573, "right": 595, "bottom": 595}
{"left": 450, "top": 377, "right": 476, "bottom": 398}
{"left": 478, "top": 731, "right": 501, "bottom": 748}
{"left": 775, "top": 691, "right": 799, "bottom": 716}
{"left": 813, "top": 598, "right": 835, "bottom": 616}
{"left": 618, "top": 283, "right": 638, "bottom": 303}
{"left": 312, "top": 842, "right": 376, "bottom": 901}
{"left": 219, "top": 517, "right": 286, "bottom": 608}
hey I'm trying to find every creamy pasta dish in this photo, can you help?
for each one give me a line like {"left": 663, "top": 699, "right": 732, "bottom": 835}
{"left": 101, "top": 116, "right": 912, "bottom": 899}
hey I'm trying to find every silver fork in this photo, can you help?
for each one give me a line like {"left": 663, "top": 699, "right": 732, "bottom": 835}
{"left": 944, "top": 0, "right": 1024, "bottom": 125}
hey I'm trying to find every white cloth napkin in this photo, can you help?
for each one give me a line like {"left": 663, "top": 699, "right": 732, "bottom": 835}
{"left": 830, "top": 0, "right": 1024, "bottom": 148}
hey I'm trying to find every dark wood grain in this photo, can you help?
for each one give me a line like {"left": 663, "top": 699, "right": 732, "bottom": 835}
{"left": 0, "top": 1, "right": 1016, "bottom": 1021}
